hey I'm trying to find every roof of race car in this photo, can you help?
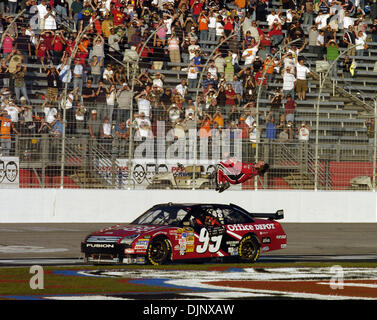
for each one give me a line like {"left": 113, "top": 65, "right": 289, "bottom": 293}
{"left": 152, "top": 202, "right": 250, "bottom": 213}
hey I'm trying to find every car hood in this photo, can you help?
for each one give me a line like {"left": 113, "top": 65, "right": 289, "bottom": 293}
{"left": 89, "top": 224, "right": 170, "bottom": 238}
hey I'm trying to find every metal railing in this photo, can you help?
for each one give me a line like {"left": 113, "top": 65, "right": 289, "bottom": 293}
{"left": 1, "top": 135, "right": 375, "bottom": 191}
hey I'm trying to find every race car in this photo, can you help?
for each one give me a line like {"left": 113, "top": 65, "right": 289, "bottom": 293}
{"left": 81, "top": 203, "right": 287, "bottom": 265}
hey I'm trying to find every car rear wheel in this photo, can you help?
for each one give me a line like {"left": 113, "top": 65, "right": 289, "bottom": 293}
{"left": 146, "top": 237, "right": 171, "bottom": 265}
{"left": 238, "top": 235, "right": 260, "bottom": 263}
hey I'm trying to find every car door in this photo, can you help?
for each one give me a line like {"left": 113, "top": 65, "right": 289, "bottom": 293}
{"left": 190, "top": 206, "right": 227, "bottom": 259}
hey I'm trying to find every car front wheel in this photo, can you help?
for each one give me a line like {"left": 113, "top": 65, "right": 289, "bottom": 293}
{"left": 146, "top": 237, "right": 171, "bottom": 265}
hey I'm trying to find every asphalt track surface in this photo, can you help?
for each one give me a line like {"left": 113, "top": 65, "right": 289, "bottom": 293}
{"left": 0, "top": 223, "right": 377, "bottom": 265}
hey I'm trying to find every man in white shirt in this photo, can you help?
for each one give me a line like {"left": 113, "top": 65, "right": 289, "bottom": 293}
{"left": 73, "top": 58, "right": 84, "bottom": 95}
{"left": 298, "top": 122, "right": 310, "bottom": 142}
{"left": 37, "top": 0, "right": 48, "bottom": 30}
{"left": 282, "top": 67, "right": 296, "bottom": 98}
{"left": 266, "top": 10, "right": 282, "bottom": 27}
{"left": 57, "top": 58, "right": 72, "bottom": 85}
{"left": 283, "top": 52, "right": 296, "bottom": 74}
{"left": 295, "top": 58, "right": 313, "bottom": 100}
{"left": 188, "top": 39, "right": 201, "bottom": 61}
{"left": 135, "top": 91, "right": 151, "bottom": 118}
{"left": 175, "top": 79, "right": 188, "bottom": 98}
{"left": 44, "top": 5, "right": 57, "bottom": 30}
{"left": 314, "top": 11, "right": 329, "bottom": 30}
{"left": 343, "top": 11, "right": 354, "bottom": 30}
{"left": 4, "top": 102, "right": 21, "bottom": 124}
{"left": 186, "top": 65, "right": 198, "bottom": 89}
{"left": 152, "top": 72, "right": 164, "bottom": 88}
{"left": 242, "top": 42, "right": 259, "bottom": 67}
{"left": 43, "top": 102, "right": 58, "bottom": 124}
{"left": 135, "top": 112, "right": 152, "bottom": 138}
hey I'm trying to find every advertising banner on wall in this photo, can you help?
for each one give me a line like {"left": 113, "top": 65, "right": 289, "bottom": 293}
{"left": 95, "top": 158, "right": 223, "bottom": 190}
{"left": 0, "top": 157, "right": 19, "bottom": 189}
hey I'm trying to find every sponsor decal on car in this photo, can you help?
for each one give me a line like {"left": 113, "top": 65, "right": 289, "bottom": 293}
{"left": 134, "top": 239, "right": 150, "bottom": 250}
{"left": 86, "top": 243, "right": 115, "bottom": 248}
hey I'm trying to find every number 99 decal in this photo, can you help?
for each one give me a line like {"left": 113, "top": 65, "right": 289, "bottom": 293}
{"left": 196, "top": 228, "right": 223, "bottom": 254}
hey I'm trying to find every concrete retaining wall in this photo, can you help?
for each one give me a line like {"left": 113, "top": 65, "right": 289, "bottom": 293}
{"left": 1, "top": 189, "right": 376, "bottom": 223}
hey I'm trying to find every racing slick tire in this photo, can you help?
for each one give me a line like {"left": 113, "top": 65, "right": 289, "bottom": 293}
{"left": 146, "top": 237, "right": 172, "bottom": 265}
{"left": 238, "top": 234, "right": 260, "bottom": 263}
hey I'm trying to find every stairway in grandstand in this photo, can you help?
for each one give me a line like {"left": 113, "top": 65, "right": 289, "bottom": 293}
{"left": 272, "top": 143, "right": 332, "bottom": 190}
{"left": 69, "top": 141, "right": 124, "bottom": 189}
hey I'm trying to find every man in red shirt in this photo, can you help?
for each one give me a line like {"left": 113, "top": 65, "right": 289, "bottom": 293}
{"left": 215, "top": 157, "right": 269, "bottom": 192}
{"left": 254, "top": 68, "right": 268, "bottom": 98}
{"left": 111, "top": 7, "right": 125, "bottom": 27}
{"left": 284, "top": 94, "right": 297, "bottom": 123}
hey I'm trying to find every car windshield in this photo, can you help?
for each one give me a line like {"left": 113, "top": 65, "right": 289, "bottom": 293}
{"left": 132, "top": 206, "right": 190, "bottom": 226}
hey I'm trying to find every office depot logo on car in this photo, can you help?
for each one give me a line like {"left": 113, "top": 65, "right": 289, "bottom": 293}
{"left": 226, "top": 223, "right": 275, "bottom": 232}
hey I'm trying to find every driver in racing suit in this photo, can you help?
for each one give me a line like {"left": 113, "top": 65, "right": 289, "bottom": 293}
{"left": 215, "top": 158, "right": 269, "bottom": 193}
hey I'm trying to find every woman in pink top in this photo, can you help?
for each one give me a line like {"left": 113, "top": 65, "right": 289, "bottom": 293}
{"left": 2, "top": 34, "right": 14, "bottom": 58}
{"left": 155, "top": 21, "right": 167, "bottom": 45}
{"left": 168, "top": 33, "right": 181, "bottom": 71}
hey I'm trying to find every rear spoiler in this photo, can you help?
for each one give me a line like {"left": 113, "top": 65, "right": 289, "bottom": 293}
{"left": 230, "top": 203, "right": 284, "bottom": 220}
{"left": 251, "top": 210, "right": 284, "bottom": 221}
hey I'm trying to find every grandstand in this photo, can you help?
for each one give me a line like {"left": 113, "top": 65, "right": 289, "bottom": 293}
{"left": 0, "top": 0, "right": 377, "bottom": 191}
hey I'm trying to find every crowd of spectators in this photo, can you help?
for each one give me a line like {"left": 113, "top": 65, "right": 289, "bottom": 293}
{"left": 0, "top": 0, "right": 376, "bottom": 158}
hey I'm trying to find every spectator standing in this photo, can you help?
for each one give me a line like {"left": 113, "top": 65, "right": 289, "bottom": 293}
{"left": 298, "top": 122, "right": 310, "bottom": 142}
{"left": 37, "top": 113, "right": 51, "bottom": 134}
{"left": 282, "top": 66, "right": 296, "bottom": 98}
{"left": 44, "top": 4, "right": 57, "bottom": 31}
{"left": 42, "top": 100, "right": 57, "bottom": 125}
{"left": 341, "top": 55, "right": 353, "bottom": 89}
{"left": 224, "top": 50, "right": 234, "bottom": 82}
{"left": 37, "top": 0, "right": 48, "bottom": 30}
{"left": 326, "top": 39, "right": 339, "bottom": 78}
{"left": 242, "top": 40, "right": 260, "bottom": 68}
{"left": 88, "top": 109, "right": 102, "bottom": 143}
{"left": 108, "top": 28, "right": 121, "bottom": 61}
{"left": 57, "top": 57, "right": 72, "bottom": 90}
{"left": 116, "top": 83, "right": 132, "bottom": 124}
{"left": 89, "top": 55, "right": 103, "bottom": 85}
{"left": 198, "top": 11, "right": 209, "bottom": 43}
{"left": 0, "top": 110, "right": 19, "bottom": 156}
{"left": 105, "top": 84, "right": 117, "bottom": 123}
{"left": 13, "top": 63, "right": 29, "bottom": 105}
{"left": 0, "top": 59, "right": 10, "bottom": 88}
{"left": 73, "top": 58, "right": 84, "bottom": 96}
{"left": 8, "top": 0, "right": 18, "bottom": 14}
{"left": 186, "top": 63, "right": 199, "bottom": 89}
{"left": 75, "top": 102, "right": 86, "bottom": 132}
{"left": 134, "top": 112, "right": 153, "bottom": 139}
{"left": 283, "top": 94, "right": 297, "bottom": 123}
{"left": 135, "top": 90, "right": 152, "bottom": 119}
{"left": 265, "top": 111, "right": 277, "bottom": 141}
{"left": 167, "top": 33, "right": 181, "bottom": 71}
{"left": 2, "top": 34, "right": 14, "bottom": 59}
{"left": 102, "top": 64, "right": 115, "bottom": 85}
{"left": 355, "top": 30, "right": 367, "bottom": 56}
{"left": 295, "top": 57, "right": 313, "bottom": 101}
{"left": 70, "top": 0, "right": 83, "bottom": 29}
{"left": 343, "top": 25, "right": 356, "bottom": 56}
{"left": 254, "top": 67, "right": 268, "bottom": 99}
{"left": 112, "top": 119, "right": 128, "bottom": 156}
{"left": 100, "top": 115, "right": 113, "bottom": 152}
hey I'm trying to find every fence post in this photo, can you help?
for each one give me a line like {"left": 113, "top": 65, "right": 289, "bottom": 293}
{"left": 373, "top": 99, "right": 377, "bottom": 191}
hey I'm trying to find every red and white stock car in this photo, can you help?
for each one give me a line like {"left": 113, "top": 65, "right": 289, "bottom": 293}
{"left": 81, "top": 203, "right": 287, "bottom": 265}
